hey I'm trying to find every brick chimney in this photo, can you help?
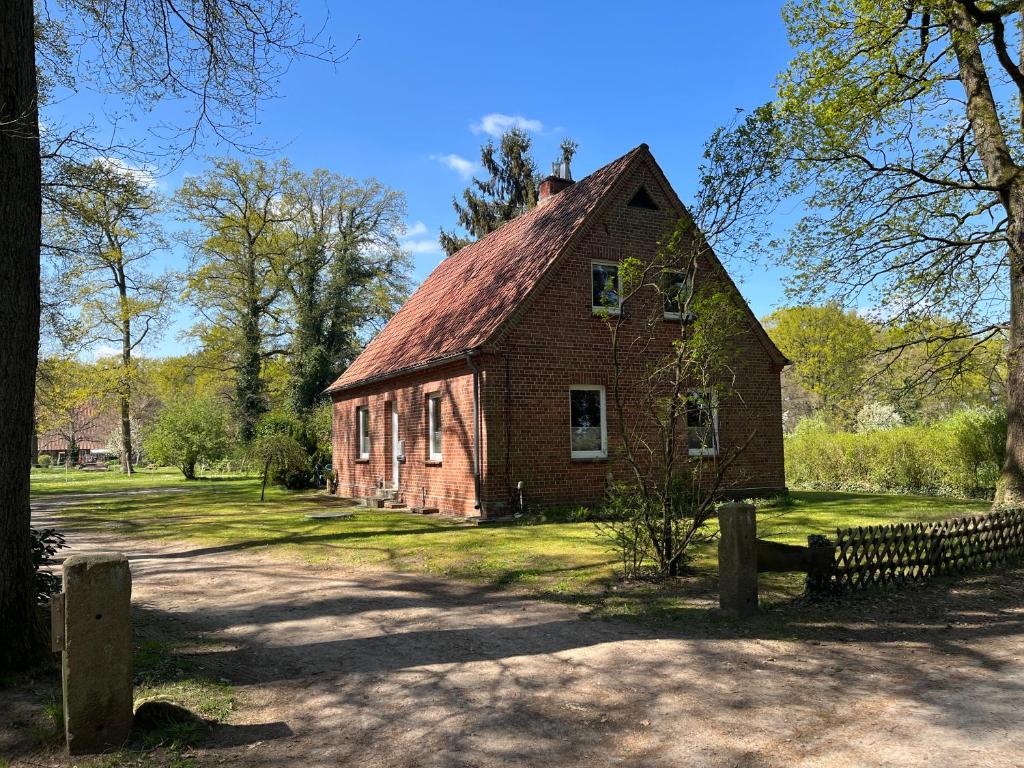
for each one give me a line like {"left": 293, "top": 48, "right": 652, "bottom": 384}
{"left": 538, "top": 159, "right": 575, "bottom": 206}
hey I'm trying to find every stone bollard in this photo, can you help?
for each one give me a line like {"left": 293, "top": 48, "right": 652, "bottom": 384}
{"left": 718, "top": 502, "right": 758, "bottom": 617}
{"left": 54, "top": 553, "right": 133, "bottom": 755}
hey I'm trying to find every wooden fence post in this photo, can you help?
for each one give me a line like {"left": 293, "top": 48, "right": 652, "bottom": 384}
{"left": 718, "top": 502, "right": 758, "bottom": 617}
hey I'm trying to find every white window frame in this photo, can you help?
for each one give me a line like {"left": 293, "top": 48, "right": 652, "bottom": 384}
{"left": 662, "top": 269, "right": 690, "bottom": 320}
{"left": 686, "top": 389, "right": 720, "bottom": 457}
{"left": 569, "top": 384, "right": 608, "bottom": 459}
{"left": 591, "top": 261, "right": 621, "bottom": 315}
{"left": 357, "top": 405, "right": 370, "bottom": 460}
{"left": 427, "top": 394, "right": 443, "bottom": 461}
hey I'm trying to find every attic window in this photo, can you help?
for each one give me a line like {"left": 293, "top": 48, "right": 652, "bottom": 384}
{"left": 627, "top": 187, "right": 659, "bottom": 210}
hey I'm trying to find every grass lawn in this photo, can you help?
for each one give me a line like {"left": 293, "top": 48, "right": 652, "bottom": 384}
{"left": 33, "top": 467, "right": 993, "bottom": 620}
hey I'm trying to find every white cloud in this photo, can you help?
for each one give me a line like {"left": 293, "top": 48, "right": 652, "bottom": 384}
{"left": 403, "top": 239, "right": 443, "bottom": 255}
{"left": 400, "top": 220, "right": 443, "bottom": 256}
{"left": 404, "top": 220, "right": 429, "bottom": 238}
{"left": 431, "top": 153, "right": 477, "bottom": 179}
{"left": 471, "top": 113, "right": 543, "bottom": 137}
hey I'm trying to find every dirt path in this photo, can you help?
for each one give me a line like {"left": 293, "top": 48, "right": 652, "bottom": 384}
{"left": 25, "top": 499, "right": 1024, "bottom": 767}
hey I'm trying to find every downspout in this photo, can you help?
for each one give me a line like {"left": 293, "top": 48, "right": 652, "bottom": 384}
{"left": 466, "top": 351, "right": 483, "bottom": 514}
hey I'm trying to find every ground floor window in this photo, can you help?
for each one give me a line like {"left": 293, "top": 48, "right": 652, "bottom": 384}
{"left": 428, "top": 394, "right": 443, "bottom": 461}
{"left": 686, "top": 390, "right": 719, "bottom": 456}
{"left": 357, "top": 406, "right": 370, "bottom": 459}
{"left": 570, "top": 385, "right": 607, "bottom": 458}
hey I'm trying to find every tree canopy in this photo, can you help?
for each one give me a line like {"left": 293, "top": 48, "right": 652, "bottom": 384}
{"left": 772, "top": 0, "right": 1024, "bottom": 500}
{"left": 439, "top": 128, "right": 546, "bottom": 256}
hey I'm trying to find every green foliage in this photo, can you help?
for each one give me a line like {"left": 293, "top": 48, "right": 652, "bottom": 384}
{"left": 143, "top": 398, "right": 232, "bottom": 479}
{"left": 311, "top": 400, "right": 333, "bottom": 458}
{"left": 178, "top": 159, "right": 412, "bottom": 425}
{"left": 764, "top": 305, "right": 1006, "bottom": 428}
{"left": 281, "top": 170, "right": 410, "bottom": 411}
{"left": 438, "top": 129, "right": 569, "bottom": 255}
{"left": 30, "top": 528, "right": 66, "bottom": 603}
{"left": 785, "top": 409, "right": 1007, "bottom": 498}
{"left": 178, "top": 158, "right": 294, "bottom": 441}
{"left": 770, "top": 2, "right": 1019, "bottom": 487}
{"left": 37, "top": 454, "right": 52, "bottom": 468}
{"left": 251, "top": 412, "right": 313, "bottom": 494}
{"left": 763, "top": 304, "right": 873, "bottom": 421}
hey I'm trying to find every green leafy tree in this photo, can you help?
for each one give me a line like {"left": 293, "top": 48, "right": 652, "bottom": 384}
{"left": 763, "top": 304, "right": 875, "bottom": 424}
{"left": 143, "top": 398, "right": 232, "bottom": 480}
{"left": 601, "top": 110, "right": 779, "bottom": 578}
{"left": 35, "top": 357, "right": 108, "bottom": 466}
{"left": 178, "top": 158, "right": 294, "bottom": 441}
{"left": 439, "top": 129, "right": 547, "bottom": 255}
{"left": 3, "top": 0, "right": 337, "bottom": 671}
{"left": 872, "top": 316, "right": 1006, "bottom": 420}
{"left": 54, "top": 160, "right": 172, "bottom": 474}
{"left": 281, "top": 170, "right": 410, "bottom": 410}
{"left": 772, "top": 0, "right": 1024, "bottom": 502}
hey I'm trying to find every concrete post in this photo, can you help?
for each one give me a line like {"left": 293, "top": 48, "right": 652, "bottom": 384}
{"left": 58, "top": 553, "right": 133, "bottom": 754}
{"left": 718, "top": 502, "right": 758, "bottom": 617}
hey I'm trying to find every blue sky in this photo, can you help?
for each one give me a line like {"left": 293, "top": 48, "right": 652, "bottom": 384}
{"left": 52, "top": 0, "right": 797, "bottom": 358}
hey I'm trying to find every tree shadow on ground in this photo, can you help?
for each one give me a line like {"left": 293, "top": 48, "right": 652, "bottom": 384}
{"left": 125, "top": 555, "right": 1024, "bottom": 767}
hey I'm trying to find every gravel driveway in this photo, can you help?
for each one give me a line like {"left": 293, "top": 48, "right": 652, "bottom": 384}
{"left": 26, "top": 498, "right": 1024, "bottom": 767}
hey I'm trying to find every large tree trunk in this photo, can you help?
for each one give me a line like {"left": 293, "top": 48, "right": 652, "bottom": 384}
{"left": 998, "top": 186, "right": 1024, "bottom": 504}
{"left": 119, "top": 272, "right": 134, "bottom": 475}
{"left": 0, "top": 0, "right": 45, "bottom": 671}
{"left": 236, "top": 295, "right": 264, "bottom": 442}
{"left": 947, "top": 4, "right": 1024, "bottom": 504}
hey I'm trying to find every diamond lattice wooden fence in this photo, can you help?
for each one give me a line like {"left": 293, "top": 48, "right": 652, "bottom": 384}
{"left": 832, "top": 508, "right": 1024, "bottom": 592}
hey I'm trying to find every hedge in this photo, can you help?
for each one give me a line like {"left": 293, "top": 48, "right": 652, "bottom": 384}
{"left": 785, "top": 408, "right": 1006, "bottom": 499}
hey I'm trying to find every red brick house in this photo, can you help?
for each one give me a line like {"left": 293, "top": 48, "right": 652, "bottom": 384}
{"left": 327, "top": 144, "right": 787, "bottom": 517}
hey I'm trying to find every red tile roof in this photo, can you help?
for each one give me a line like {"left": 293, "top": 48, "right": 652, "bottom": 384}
{"left": 327, "top": 144, "right": 649, "bottom": 392}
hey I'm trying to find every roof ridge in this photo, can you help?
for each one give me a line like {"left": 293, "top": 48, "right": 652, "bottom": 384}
{"left": 326, "top": 144, "right": 651, "bottom": 393}
{"left": 445, "top": 143, "right": 649, "bottom": 261}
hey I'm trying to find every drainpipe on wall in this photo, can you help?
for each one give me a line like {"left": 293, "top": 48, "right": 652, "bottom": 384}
{"left": 466, "top": 351, "right": 483, "bottom": 514}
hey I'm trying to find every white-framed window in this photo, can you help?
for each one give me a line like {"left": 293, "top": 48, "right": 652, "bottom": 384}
{"left": 686, "top": 390, "right": 719, "bottom": 456}
{"left": 427, "top": 394, "right": 443, "bottom": 461}
{"left": 662, "top": 270, "right": 691, "bottom": 319}
{"left": 591, "top": 261, "right": 621, "bottom": 314}
{"left": 357, "top": 405, "right": 370, "bottom": 459}
{"left": 569, "top": 385, "right": 607, "bottom": 459}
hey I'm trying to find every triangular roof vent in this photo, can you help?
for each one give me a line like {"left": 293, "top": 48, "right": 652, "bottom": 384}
{"left": 628, "top": 186, "right": 659, "bottom": 210}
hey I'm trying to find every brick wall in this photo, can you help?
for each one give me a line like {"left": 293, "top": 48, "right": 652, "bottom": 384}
{"left": 332, "top": 153, "right": 785, "bottom": 517}
{"left": 331, "top": 360, "right": 483, "bottom": 516}
{"left": 479, "top": 155, "right": 786, "bottom": 510}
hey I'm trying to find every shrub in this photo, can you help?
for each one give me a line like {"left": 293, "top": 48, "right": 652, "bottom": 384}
{"left": 785, "top": 408, "right": 1006, "bottom": 498}
{"left": 249, "top": 432, "right": 310, "bottom": 500}
{"left": 37, "top": 454, "right": 53, "bottom": 468}
{"left": 143, "top": 398, "right": 232, "bottom": 479}
{"left": 856, "top": 401, "right": 904, "bottom": 432}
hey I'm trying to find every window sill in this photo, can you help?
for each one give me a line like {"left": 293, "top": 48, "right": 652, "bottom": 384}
{"left": 570, "top": 455, "right": 608, "bottom": 463}
{"left": 425, "top": 459, "right": 443, "bottom": 467}
{"left": 355, "top": 458, "right": 370, "bottom": 464}
{"left": 591, "top": 308, "right": 621, "bottom": 317}
{"left": 688, "top": 450, "right": 719, "bottom": 458}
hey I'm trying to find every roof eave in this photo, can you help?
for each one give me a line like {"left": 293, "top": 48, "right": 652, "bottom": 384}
{"left": 324, "top": 348, "right": 483, "bottom": 396}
